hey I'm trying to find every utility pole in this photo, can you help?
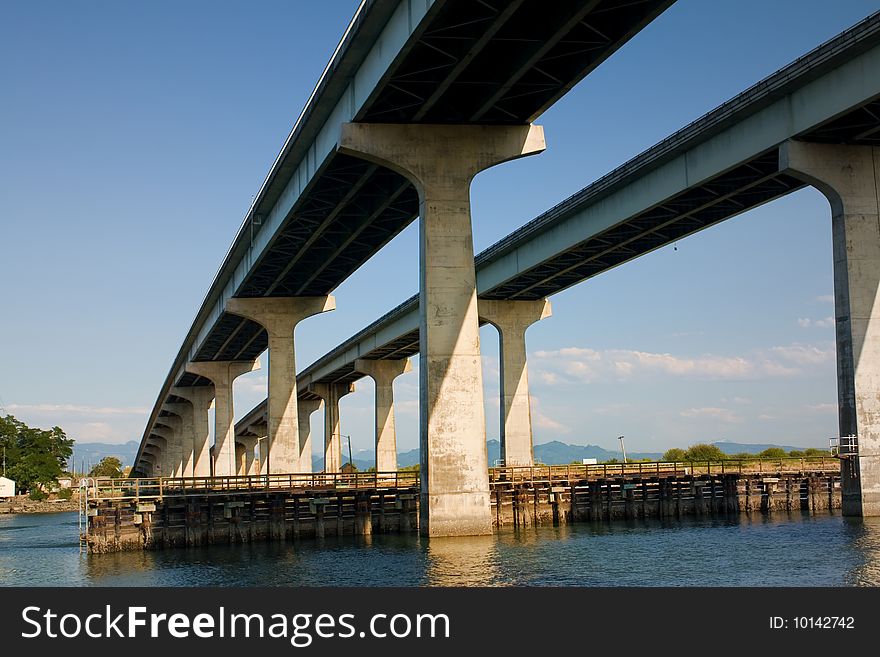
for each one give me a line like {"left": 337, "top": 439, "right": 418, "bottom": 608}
{"left": 347, "top": 435, "right": 353, "bottom": 469}
{"left": 618, "top": 435, "right": 627, "bottom": 464}
{"left": 2, "top": 445, "right": 6, "bottom": 477}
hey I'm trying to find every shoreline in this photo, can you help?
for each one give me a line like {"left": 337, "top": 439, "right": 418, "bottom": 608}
{"left": 0, "top": 497, "right": 80, "bottom": 515}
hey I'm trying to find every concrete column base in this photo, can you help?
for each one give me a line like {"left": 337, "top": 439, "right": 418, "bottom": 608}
{"left": 171, "top": 386, "right": 214, "bottom": 477}
{"left": 354, "top": 358, "right": 413, "bottom": 473}
{"left": 339, "top": 121, "right": 545, "bottom": 536}
{"left": 309, "top": 382, "right": 355, "bottom": 473}
{"left": 185, "top": 359, "right": 261, "bottom": 477}
{"left": 479, "top": 299, "right": 552, "bottom": 467}
{"left": 781, "top": 140, "right": 880, "bottom": 516}
{"left": 226, "top": 296, "right": 335, "bottom": 474}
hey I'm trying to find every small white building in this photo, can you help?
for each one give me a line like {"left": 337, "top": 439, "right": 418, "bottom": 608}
{"left": 0, "top": 476, "right": 16, "bottom": 498}
{"left": 582, "top": 458, "right": 598, "bottom": 465}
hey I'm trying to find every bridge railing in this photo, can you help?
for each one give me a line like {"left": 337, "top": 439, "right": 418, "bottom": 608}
{"left": 488, "top": 457, "right": 838, "bottom": 483}
{"left": 83, "top": 470, "right": 419, "bottom": 502}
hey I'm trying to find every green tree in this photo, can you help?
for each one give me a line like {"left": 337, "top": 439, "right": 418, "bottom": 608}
{"left": 0, "top": 414, "right": 73, "bottom": 493}
{"left": 683, "top": 443, "right": 725, "bottom": 461}
{"left": 804, "top": 448, "right": 831, "bottom": 457}
{"left": 788, "top": 450, "right": 804, "bottom": 458}
{"left": 758, "top": 447, "right": 787, "bottom": 459}
{"left": 89, "top": 456, "right": 124, "bottom": 478}
{"left": 662, "top": 448, "right": 687, "bottom": 462}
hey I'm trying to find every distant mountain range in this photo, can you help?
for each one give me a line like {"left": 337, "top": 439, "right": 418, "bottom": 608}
{"left": 72, "top": 437, "right": 826, "bottom": 472}
{"left": 69, "top": 441, "right": 140, "bottom": 471}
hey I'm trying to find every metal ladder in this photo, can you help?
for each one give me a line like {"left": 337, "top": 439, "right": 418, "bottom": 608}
{"left": 77, "top": 478, "right": 94, "bottom": 553}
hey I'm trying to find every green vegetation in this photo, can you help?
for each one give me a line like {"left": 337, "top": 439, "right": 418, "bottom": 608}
{"left": 89, "top": 456, "right": 124, "bottom": 478}
{"left": 399, "top": 463, "right": 420, "bottom": 472}
{"left": 28, "top": 489, "right": 48, "bottom": 501}
{"left": 57, "top": 487, "right": 74, "bottom": 501}
{"left": 661, "top": 443, "right": 833, "bottom": 462}
{"left": 0, "top": 414, "right": 73, "bottom": 494}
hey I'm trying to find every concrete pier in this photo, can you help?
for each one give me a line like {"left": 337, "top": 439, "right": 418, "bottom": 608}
{"left": 163, "top": 402, "right": 195, "bottom": 477}
{"left": 479, "top": 299, "right": 552, "bottom": 467}
{"left": 781, "top": 141, "right": 880, "bottom": 516}
{"left": 150, "top": 429, "right": 177, "bottom": 477}
{"left": 236, "top": 435, "right": 259, "bottom": 475}
{"left": 354, "top": 358, "right": 412, "bottom": 472}
{"left": 309, "top": 383, "right": 355, "bottom": 473}
{"left": 338, "top": 122, "right": 545, "bottom": 537}
{"left": 297, "top": 398, "right": 321, "bottom": 473}
{"left": 186, "top": 359, "right": 261, "bottom": 477}
{"left": 171, "top": 386, "right": 215, "bottom": 477}
{"left": 226, "top": 297, "right": 335, "bottom": 473}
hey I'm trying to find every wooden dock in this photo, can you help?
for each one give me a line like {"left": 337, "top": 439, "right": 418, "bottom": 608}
{"left": 82, "top": 459, "right": 842, "bottom": 553}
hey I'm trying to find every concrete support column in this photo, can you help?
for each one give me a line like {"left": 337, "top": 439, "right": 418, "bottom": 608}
{"left": 309, "top": 383, "right": 355, "bottom": 473}
{"left": 226, "top": 297, "right": 335, "bottom": 474}
{"left": 297, "top": 399, "right": 323, "bottom": 473}
{"left": 354, "top": 358, "right": 413, "bottom": 472}
{"left": 150, "top": 429, "right": 177, "bottom": 477}
{"left": 171, "top": 386, "right": 215, "bottom": 477}
{"left": 479, "top": 299, "right": 552, "bottom": 467}
{"left": 143, "top": 444, "right": 162, "bottom": 476}
{"left": 185, "top": 359, "right": 261, "bottom": 477}
{"left": 237, "top": 435, "right": 259, "bottom": 476}
{"left": 163, "top": 402, "right": 195, "bottom": 477}
{"left": 339, "top": 122, "right": 545, "bottom": 536}
{"left": 781, "top": 141, "right": 880, "bottom": 516}
{"left": 159, "top": 415, "right": 184, "bottom": 477}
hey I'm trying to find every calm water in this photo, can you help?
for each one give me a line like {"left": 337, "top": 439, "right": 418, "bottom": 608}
{"left": 1, "top": 511, "right": 879, "bottom": 586}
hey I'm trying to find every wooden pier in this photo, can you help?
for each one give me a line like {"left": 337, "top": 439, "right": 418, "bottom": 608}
{"left": 82, "top": 459, "right": 842, "bottom": 553}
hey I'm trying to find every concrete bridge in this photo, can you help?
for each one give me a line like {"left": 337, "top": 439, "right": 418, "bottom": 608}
{"left": 133, "top": 3, "right": 880, "bottom": 536}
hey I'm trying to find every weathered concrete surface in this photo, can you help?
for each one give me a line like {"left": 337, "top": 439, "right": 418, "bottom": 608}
{"left": 158, "top": 414, "right": 184, "bottom": 477}
{"left": 171, "top": 386, "right": 215, "bottom": 477}
{"left": 479, "top": 299, "right": 551, "bottom": 467}
{"left": 781, "top": 141, "right": 880, "bottom": 516}
{"left": 354, "top": 358, "right": 412, "bottom": 472}
{"left": 338, "top": 122, "right": 545, "bottom": 537}
{"left": 185, "top": 359, "right": 261, "bottom": 477}
{"left": 150, "top": 428, "right": 178, "bottom": 477}
{"left": 297, "top": 398, "right": 322, "bottom": 473}
{"left": 226, "top": 297, "right": 335, "bottom": 473}
{"left": 163, "top": 402, "right": 195, "bottom": 477}
{"left": 236, "top": 435, "right": 259, "bottom": 475}
{"left": 309, "top": 383, "right": 355, "bottom": 473}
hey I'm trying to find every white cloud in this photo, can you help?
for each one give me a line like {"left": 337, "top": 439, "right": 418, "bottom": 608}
{"left": 679, "top": 407, "right": 743, "bottom": 423}
{"left": 531, "top": 342, "right": 834, "bottom": 385}
{"left": 6, "top": 403, "right": 149, "bottom": 415}
{"left": 804, "top": 403, "right": 837, "bottom": 413}
{"left": 797, "top": 317, "right": 834, "bottom": 329}
{"left": 529, "top": 396, "right": 571, "bottom": 434}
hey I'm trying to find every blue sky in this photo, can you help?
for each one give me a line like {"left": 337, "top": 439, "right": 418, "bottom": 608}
{"left": 2, "top": 0, "right": 877, "bottom": 455}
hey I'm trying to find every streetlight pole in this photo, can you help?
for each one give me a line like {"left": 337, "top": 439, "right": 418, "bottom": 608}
{"left": 618, "top": 435, "right": 627, "bottom": 464}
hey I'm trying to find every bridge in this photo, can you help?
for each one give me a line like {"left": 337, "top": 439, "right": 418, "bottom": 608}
{"left": 132, "top": 2, "right": 880, "bottom": 536}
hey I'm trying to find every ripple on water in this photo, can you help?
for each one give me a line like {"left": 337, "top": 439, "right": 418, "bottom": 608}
{"left": 1, "top": 511, "right": 878, "bottom": 587}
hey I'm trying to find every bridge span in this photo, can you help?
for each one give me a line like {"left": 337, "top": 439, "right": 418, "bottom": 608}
{"left": 134, "top": 6, "right": 880, "bottom": 535}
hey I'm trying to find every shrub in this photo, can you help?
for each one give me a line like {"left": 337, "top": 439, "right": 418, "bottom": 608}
{"left": 683, "top": 444, "right": 726, "bottom": 461}
{"left": 758, "top": 447, "right": 787, "bottom": 459}
{"left": 29, "top": 489, "right": 48, "bottom": 501}
{"left": 57, "top": 487, "right": 73, "bottom": 500}
{"left": 662, "top": 448, "right": 687, "bottom": 462}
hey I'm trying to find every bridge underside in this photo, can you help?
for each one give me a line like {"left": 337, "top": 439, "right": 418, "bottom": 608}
{"left": 174, "top": 0, "right": 673, "bottom": 382}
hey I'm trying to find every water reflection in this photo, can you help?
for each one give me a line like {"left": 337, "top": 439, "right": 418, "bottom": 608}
{"left": 426, "top": 534, "right": 500, "bottom": 586}
{"left": 3, "top": 511, "right": 880, "bottom": 587}
{"left": 844, "top": 517, "right": 880, "bottom": 586}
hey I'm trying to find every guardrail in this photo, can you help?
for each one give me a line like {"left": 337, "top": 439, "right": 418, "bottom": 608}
{"left": 83, "top": 458, "right": 839, "bottom": 502}
{"left": 83, "top": 470, "right": 419, "bottom": 502}
{"left": 488, "top": 457, "right": 839, "bottom": 483}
